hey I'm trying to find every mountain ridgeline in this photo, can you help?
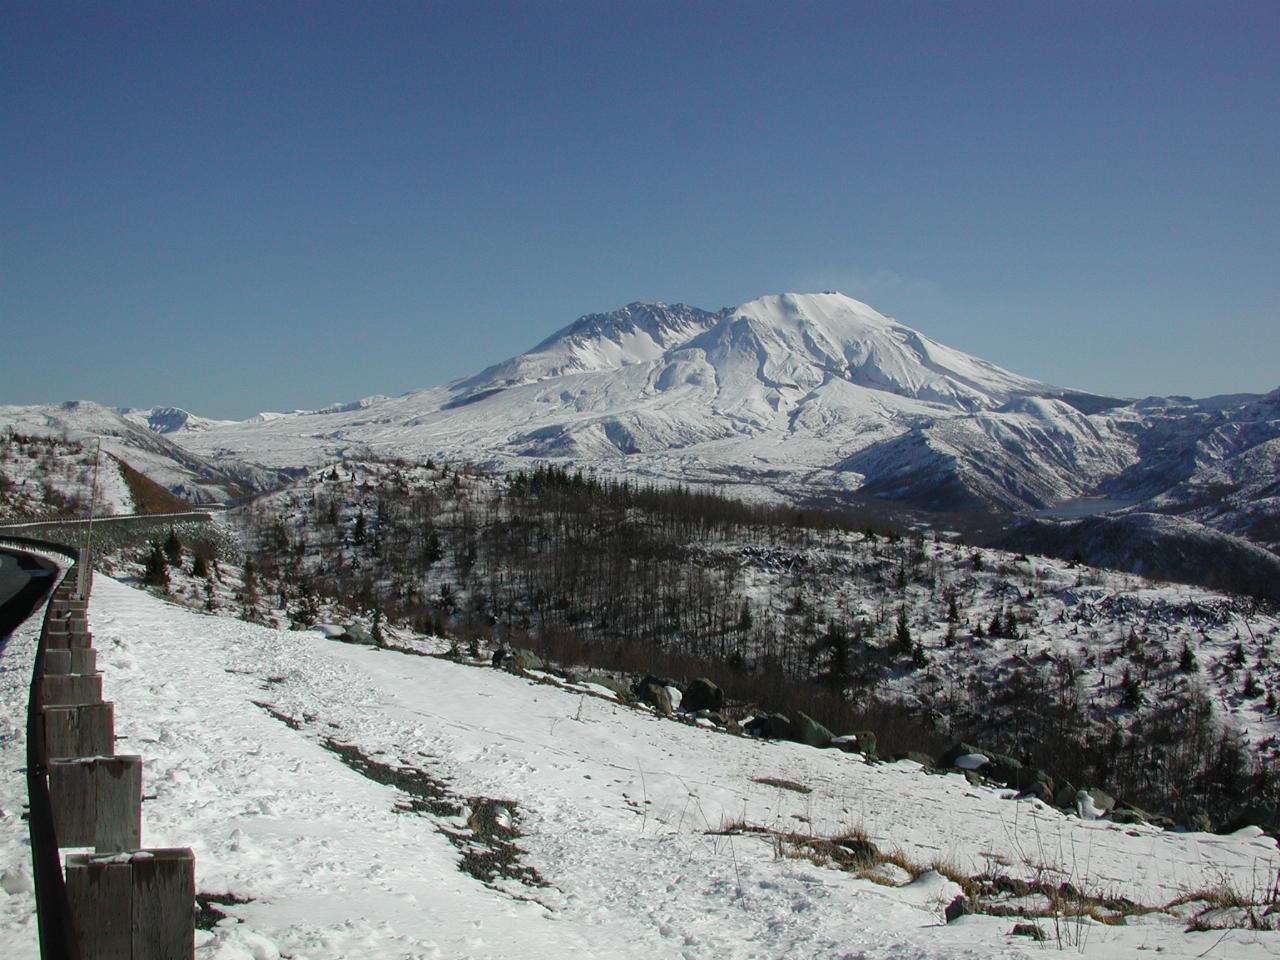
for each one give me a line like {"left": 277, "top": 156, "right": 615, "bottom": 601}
{"left": 3, "top": 292, "right": 1278, "bottom": 597}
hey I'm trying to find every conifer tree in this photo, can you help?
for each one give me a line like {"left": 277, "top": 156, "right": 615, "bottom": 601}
{"left": 163, "top": 527, "right": 183, "bottom": 567}
{"left": 144, "top": 541, "right": 170, "bottom": 590}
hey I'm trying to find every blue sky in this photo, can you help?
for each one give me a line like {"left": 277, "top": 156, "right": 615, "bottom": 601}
{"left": 3, "top": 1, "right": 1277, "bottom": 418}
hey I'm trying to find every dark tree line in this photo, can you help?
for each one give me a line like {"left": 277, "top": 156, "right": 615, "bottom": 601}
{"left": 238, "top": 459, "right": 1280, "bottom": 832}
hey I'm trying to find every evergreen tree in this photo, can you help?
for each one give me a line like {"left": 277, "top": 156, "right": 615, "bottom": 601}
{"left": 945, "top": 589, "right": 959, "bottom": 623}
{"left": 163, "top": 527, "right": 183, "bottom": 567}
{"left": 143, "top": 541, "right": 170, "bottom": 590}
{"left": 894, "top": 607, "right": 912, "bottom": 655}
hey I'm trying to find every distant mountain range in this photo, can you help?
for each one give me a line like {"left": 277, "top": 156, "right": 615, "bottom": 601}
{"left": 4, "top": 292, "right": 1277, "bottom": 589}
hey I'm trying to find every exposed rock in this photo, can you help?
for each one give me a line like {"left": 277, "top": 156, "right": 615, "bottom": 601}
{"left": 832, "top": 836, "right": 879, "bottom": 866}
{"left": 900, "top": 750, "right": 934, "bottom": 768}
{"left": 1085, "top": 787, "right": 1116, "bottom": 812}
{"left": 1110, "top": 807, "right": 1147, "bottom": 826}
{"left": 510, "top": 648, "right": 544, "bottom": 672}
{"left": 792, "top": 711, "right": 835, "bottom": 748}
{"left": 744, "top": 713, "right": 793, "bottom": 740}
{"left": 1053, "top": 782, "right": 1078, "bottom": 809}
{"left": 634, "top": 680, "right": 673, "bottom": 716}
{"left": 1012, "top": 767, "right": 1055, "bottom": 803}
{"left": 944, "top": 896, "right": 973, "bottom": 923}
{"left": 1185, "top": 810, "right": 1214, "bottom": 833}
{"left": 983, "top": 752, "right": 1024, "bottom": 786}
{"left": 492, "top": 646, "right": 543, "bottom": 673}
{"left": 938, "top": 742, "right": 985, "bottom": 768}
{"left": 1011, "top": 923, "right": 1046, "bottom": 941}
{"left": 681, "top": 677, "right": 723, "bottom": 714}
{"left": 340, "top": 624, "right": 375, "bottom": 646}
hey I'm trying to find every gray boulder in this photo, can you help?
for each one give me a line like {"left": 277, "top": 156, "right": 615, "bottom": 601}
{"left": 1085, "top": 787, "right": 1116, "bottom": 813}
{"left": 492, "top": 646, "right": 543, "bottom": 673}
{"left": 944, "top": 896, "right": 973, "bottom": 923}
{"left": 937, "top": 742, "right": 986, "bottom": 768}
{"left": 1012, "top": 767, "right": 1055, "bottom": 801}
{"left": 635, "top": 680, "right": 673, "bottom": 716}
{"left": 792, "top": 712, "right": 835, "bottom": 748}
{"left": 1053, "top": 782, "right": 1079, "bottom": 809}
{"left": 744, "top": 713, "right": 793, "bottom": 740}
{"left": 510, "top": 648, "right": 544, "bottom": 672}
{"left": 340, "top": 624, "right": 375, "bottom": 646}
{"left": 1184, "top": 810, "right": 1213, "bottom": 833}
{"left": 1110, "top": 807, "right": 1147, "bottom": 826}
{"left": 681, "top": 677, "right": 723, "bottom": 714}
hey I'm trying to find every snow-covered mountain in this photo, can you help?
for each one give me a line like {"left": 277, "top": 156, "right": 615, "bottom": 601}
{"left": 168, "top": 293, "right": 1149, "bottom": 511}
{"left": 0, "top": 400, "right": 282, "bottom": 504}
{"left": 4, "top": 293, "right": 1276, "bottom": 566}
{"left": 120, "top": 405, "right": 238, "bottom": 436}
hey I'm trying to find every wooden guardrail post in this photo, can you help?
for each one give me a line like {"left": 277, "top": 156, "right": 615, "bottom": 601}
{"left": 65, "top": 849, "right": 195, "bottom": 960}
{"left": 4, "top": 541, "right": 197, "bottom": 959}
{"left": 48, "top": 756, "right": 143, "bottom": 852}
{"left": 42, "top": 671, "right": 104, "bottom": 706}
{"left": 44, "top": 702, "right": 115, "bottom": 759}
{"left": 45, "top": 648, "right": 73, "bottom": 675}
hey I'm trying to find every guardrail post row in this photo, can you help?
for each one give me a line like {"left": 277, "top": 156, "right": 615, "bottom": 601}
{"left": 65, "top": 849, "right": 196, "bottom": 960}
{"left": 3, "top": 536, "right": 196, "bottom": 959}
{"left": 41, "top": 672, "right": 105, "bottom": 706}
{"left": 48, "top": 756, "right": 144, "bottom": 852}
{"left": 44, "top": 702, "right": 116, "bottom": 759}
{"left": 45, "top": 649, "right": 74, "bottom": 675}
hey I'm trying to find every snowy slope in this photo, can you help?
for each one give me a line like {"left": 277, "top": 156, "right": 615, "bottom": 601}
{"left": 0, "top": 432, "right": 135, "bottom": 518}
{"left": 3, "top": 577, "right": 1279, "bottom": 959}
{"left": 0, "top": 401, "right": 279, "bottom": 504}
{"left": 121, "top": 406, "right": 239, "bottom": 436}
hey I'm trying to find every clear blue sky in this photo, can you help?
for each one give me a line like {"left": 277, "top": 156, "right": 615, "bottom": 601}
{"left": 3, "top": 1, "right": 1277, "bottom": 418}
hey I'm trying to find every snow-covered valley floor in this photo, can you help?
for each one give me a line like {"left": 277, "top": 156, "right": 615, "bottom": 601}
{"left": 3, "top": 576, "right": 1279, "bottom": 959}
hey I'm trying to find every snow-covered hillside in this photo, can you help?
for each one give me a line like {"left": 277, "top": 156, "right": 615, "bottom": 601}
{"left": 0, "top": 431, "right": 135, "bottom": 518}
{"left": 121, "top": 406, "right": 238, "bottom": 437}
{"left": 153, "top": 293, "right": 1276, "bottom": 557}
{"left": 3, "top": 294, "right": 1275, "bottom": 578}
{"left": 3, "top": 576, "right": 1278, "bottom": 959}
{"left": 0, "top": 401, "right": 281, "bottom": 504}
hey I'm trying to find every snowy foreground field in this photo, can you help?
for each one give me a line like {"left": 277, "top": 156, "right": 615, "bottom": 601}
{"left": 3, "top": 577, "right": 1279, "bottom": 959}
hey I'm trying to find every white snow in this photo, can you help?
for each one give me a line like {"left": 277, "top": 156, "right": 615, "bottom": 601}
{"left": 3, "top": 576, "right": 1279, "bottom": 959}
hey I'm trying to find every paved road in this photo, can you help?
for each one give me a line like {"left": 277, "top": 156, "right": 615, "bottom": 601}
{"left": 0, "top": 548, "right": 58, "bottom": 651}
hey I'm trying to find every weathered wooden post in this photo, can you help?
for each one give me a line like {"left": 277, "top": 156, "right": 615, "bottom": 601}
{"left": 72, "top": 647, "right": 97, "bottom": 673}
{"left": 48, "top": 756, "right": 143, "bottom": 851}
{"left": 65, "top": 849, "right": 196, "bottom": 960}
{"left": 43, "top": 702, "right": 115, "bottom": 759}
{"left": 41, "top": 671, "right": 104, "bottom": 706}
{"left": 44, "top": 648, "right": 73, "bottom": 675}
